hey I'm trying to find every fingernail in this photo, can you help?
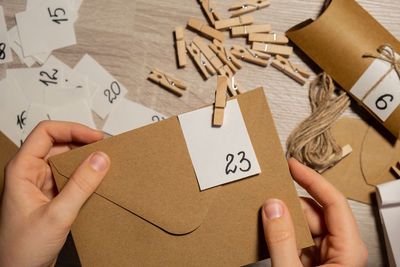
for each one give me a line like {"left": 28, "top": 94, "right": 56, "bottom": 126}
{"left": 263, "top": 199, "right": 283, "bottom": 219}
{"left": 89, "top": 152, "right": 110, "bottom": 172}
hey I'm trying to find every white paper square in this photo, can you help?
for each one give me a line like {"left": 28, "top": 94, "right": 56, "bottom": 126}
{"left": 102, "top": 98, "right": 166, "bottom": 136}
{"left": 8, "top": 26, "right": 36, "bottom": 67}
{"left": 73, "top": 54, "right": 128, "bottom": 118}
{"left": 178, "top": 99, "right": 261, "bottom": 190}
{"left": 350, "top": 54, "right": 400, "bottom": 122}
{"left": 23, "top": 103, "right": 49, "bottom": 138}
{"left": 48, "top": 99, "right": 96, "bottom": 129}
{"left": 0, "top": 6, "right": 13, "bottom": 64}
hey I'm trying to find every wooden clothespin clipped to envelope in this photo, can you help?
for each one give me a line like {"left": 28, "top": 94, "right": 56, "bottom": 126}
{"left": 391, "top": 161, "right": 400, "bottom": 178}
{"left": 148, "top": 69, "right": 186, "bottom": 96}
{"left": 231, "top": 24, "right": 271, "bottom": 37}
{"left": 252, "top": 42, "right": 293, "bottom": 57}
{"left": 229, "top": 0, "right": 270, "bottom": 17}
{"left": 186, "top": 42, "right": 216, "bottom": 79}
{"left": 192, "top": 36, "right": 224, "bottom": 73}
{"left": 316, "top": 144, "right": 353, "bottom": 173}
{"left": 213, "top": 75, "right": 228, "bottom": 127}
{"left": 209, "top": 39, "right": 242, "bottom": 73}
{"left": 187, "top": 18, "right": 226, "bottom": 42}
{"left": 215, "top": 15, "right": 253, "bottom": 31}
{"left": 248, "top": 33, "right": 289, "bottom": 44}
{"left": 219, "top": 65, "right": 243, "bottom": 96}
{"left": 230, "top": 45, "right": 270, "bottom": 67}
{"left": 175, "top": 26, "right": 187, "bottom": 68}
{"left": 198, "top": 0, "right": 221, "bottom": 26}
{"left": 271, "top": 55, "right": 311, "bottom": 85}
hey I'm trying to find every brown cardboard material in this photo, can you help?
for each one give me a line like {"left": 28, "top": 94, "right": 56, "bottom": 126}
{"left": 286, "top": 0, "right": 400, "bottom": 138}
{"left": 49, "top": 88, "right": 313, "bottom": 266}
{"left": 0, "top": 132, "right": 18, "bottom": 197}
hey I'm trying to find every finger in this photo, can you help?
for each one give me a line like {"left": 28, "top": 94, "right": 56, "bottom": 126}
{"left": 21, "top": 121, "right": 103, "bottom": 159}
{"left": 288, "top": 158, "right": 358, "bottom": 236}
{"left": 299, "top": 197, "right": 326, "bottom": 236}
{"left": 50, "top": 151, "right": 110, "bottom": 224}
{"left": 262, "top": 199, "right": 302, "bottom": 267}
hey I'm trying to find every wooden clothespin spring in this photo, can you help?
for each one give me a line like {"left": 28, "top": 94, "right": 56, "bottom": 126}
{"left": 148, "top": 69, "right": 186, "bottom": 96}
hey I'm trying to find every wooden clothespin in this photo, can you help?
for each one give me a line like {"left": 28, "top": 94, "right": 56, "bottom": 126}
{"left": 186, "top": 42, "right": 216, "bottom": 79}
{"left": 229, "top": 0, "right": 270, "bottom": 17}
{"left": 252, "top": 42, "right": 293, "bottom": 57}
{"left": 248, "top": 33, "right": 288, "bottom": 44}
{"left": 192, "top": 36, "right": 224, "bottom": 72}
{"left": 214, "top": 15, "right": 253, "bottom": 31}
{"left": 209, "top": 39, "right": 242, "bottom": 73}
{"left": 316, "top": 144, "right": 353, "bottom": 173}
{"left": 219, "top": 65, "right": 244, "bottom": 96}
{"left": 230, "top": 45, "right": 270, "bottom": 67}
{"left": 271, "top": 55, "right": 311, "bottom": 85}
{"left": 391, "top": 162, "right": 400, "bottom": 178}
{"left": 187, "top": 18, "right": 226, "bottom": 42}
{"left": 148, "top": 69, "right": 186, "bottom": 96}
{"left": 175, "top": 26, "right": 187, "bottom": 68}
{"left": 198, "top": 0, "right": 221, "bottom": 26}
{"left": 231, "top": 24, "right": 271, "bottom": 37}
{"left": 213, "top": 75, "right": 228, "bottom": 127}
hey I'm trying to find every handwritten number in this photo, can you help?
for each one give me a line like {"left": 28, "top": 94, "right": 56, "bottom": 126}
{"left": 104, "top": 81, "right": 121, "bottom": 104}
{"left": 0, "top": 43, "right": 6, "bottom": 60}
{"left": 238, "top": 151, "right": 251, "bottom": 172}
{"left": 152, "top": 115, "right": 165, "bottom": 122}
{"left": 225, "top": 151, "right": 251, "bottom": 175}
{"left": 48, "top": 7, "right": 68, "bottom": 24}
{"left": 17, "top": 110, "right": 27, "bottom": 130}
{"left": 225, "top": 154, "right": 237, "bottom": 175}
{"left": 375, "top": 94, "right": 394, "bottom": 110}
{"left": 39, "top": 69, "right": 58, "bottom": 86}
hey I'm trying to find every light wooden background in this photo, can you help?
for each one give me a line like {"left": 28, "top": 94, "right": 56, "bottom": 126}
{"left": 2, "top": 0, "right": 400, "bottom": 266}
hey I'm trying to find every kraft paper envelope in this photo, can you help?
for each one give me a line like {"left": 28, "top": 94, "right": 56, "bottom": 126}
{"left": 286, "top": 0, "right": 400, "bottom": 138}
{"left": 0, "top": 131, "right": 19, "bottom": 196}
{"left": 49, "top": 88, "right": 313, "bottom": 266}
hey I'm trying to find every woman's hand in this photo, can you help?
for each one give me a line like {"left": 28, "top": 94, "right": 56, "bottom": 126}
{"left": 0, "top": 121, "right": 110, "bottom": 267}
{"left": 262, "top": 158, "right": 368, "bottom": 267}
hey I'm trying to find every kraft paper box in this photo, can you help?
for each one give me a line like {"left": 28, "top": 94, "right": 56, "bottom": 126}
{"left": 0, "top": 132, "right": 18, "bottom": 197}
{"left": 286, "top": 0, "right": 400, "bottom": 138}
{"left": 49, "top": 88, "right": 313, "bottom": 266}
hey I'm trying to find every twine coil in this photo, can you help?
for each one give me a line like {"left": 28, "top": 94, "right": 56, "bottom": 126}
{"left": 286, "top": 72, "right": 350, "bottom": 170}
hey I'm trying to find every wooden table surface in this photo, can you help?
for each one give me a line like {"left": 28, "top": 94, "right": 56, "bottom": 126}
{"left": 2, "top": 0, "right": 400, "bottom": 266}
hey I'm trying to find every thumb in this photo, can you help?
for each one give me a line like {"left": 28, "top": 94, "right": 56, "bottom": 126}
{"left": 51, "top": 151, "right": 110, "bottom": 224}
{"left": 262, "top": 199, "right": 302, "bottom": 267}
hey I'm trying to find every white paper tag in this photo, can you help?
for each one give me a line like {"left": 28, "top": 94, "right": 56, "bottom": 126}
{"left": 102, "top": 98, "right": 166, "bottom": 136}
{"left": 73, "top": 54, "right": 128, "bottom": 119}
{"left": 0, "top": 6, "right": 13, "bottom": 64}
{"left": 178, "top": 99, "right": 261, "bottom": 190}
{"left": 16, "top": 0, "right": 77, "bottom": 56}
{"left": 0, "top": 78, "right": 30, "bottom": 146}
{"left": 48, "top": 99, "right": 96, "bottom": 129}
{"left": 23, "top": 103, "right": 49, "bottom": 138}
{"left": 8, "top": 26, "right": 36, "bottom": 67}
{"left": 350, "top": 54, "right": 400, "bottom": 122}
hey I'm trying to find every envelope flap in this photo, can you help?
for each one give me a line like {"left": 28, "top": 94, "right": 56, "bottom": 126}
{"left": 50, "top": 118, "right": 219, "bottom": 235}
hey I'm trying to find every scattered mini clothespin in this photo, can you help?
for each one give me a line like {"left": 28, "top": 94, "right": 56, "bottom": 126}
{"left": 248, "top": 33, "right": 289, "bottom": 44}
{"left": 187, "top": 18, "right": 226, "bottom": 42}
{"left": 186, "top": 42, "right": 216, "bottom": 79}
{"left": 391, "top": 162, "right": 400, "bottom": 178}
{"left": 213, "top": 75, "right": 228, "bottom": 127}
{"left": 229, "top": 0, "right": 270, "bottom": 17}
{"left": 271, "top": 55, "right": 311, "bottom": 85}
{"left": 231, "top": 24, "right": 271, "bottom": 37}
{"left": 192, "top": 36, "right": 224, "bottom": 72}
{"left": 148, "top": 69, "right": 186, "bottom": 96}
{"left": 230, "top": 45, "right": 270, "bottom": 67}
{"left": 219, "top": 65, "right": 244, "bottom": 96}
{"left": 198, "top": 0, "right": 221, "bottom": 26}
{"left": 316, "top": 144, "right": 353, "bottom": 173}
{"left": 209, "top": 39, "right": 242, "bottom": 73}
{"left": 175, "top": 26, "right": 187, "bottom": 68}
{"left": 252, "top": 42, "right": 293, "bottom": 57}
{"left": 214, "top": 15, "right": 253, "bottom": 31}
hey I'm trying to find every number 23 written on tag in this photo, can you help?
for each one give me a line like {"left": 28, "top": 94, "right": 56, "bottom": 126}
{"left": 104, "top": 81, "right": 121, "bottom": 104}
{"left": 225, "top": 151, "right": 251, "bottom": 175}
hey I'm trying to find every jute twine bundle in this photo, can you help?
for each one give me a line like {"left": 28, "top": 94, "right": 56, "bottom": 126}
{"left": 286, "top": 72, "right": 351, "bottom": 170}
